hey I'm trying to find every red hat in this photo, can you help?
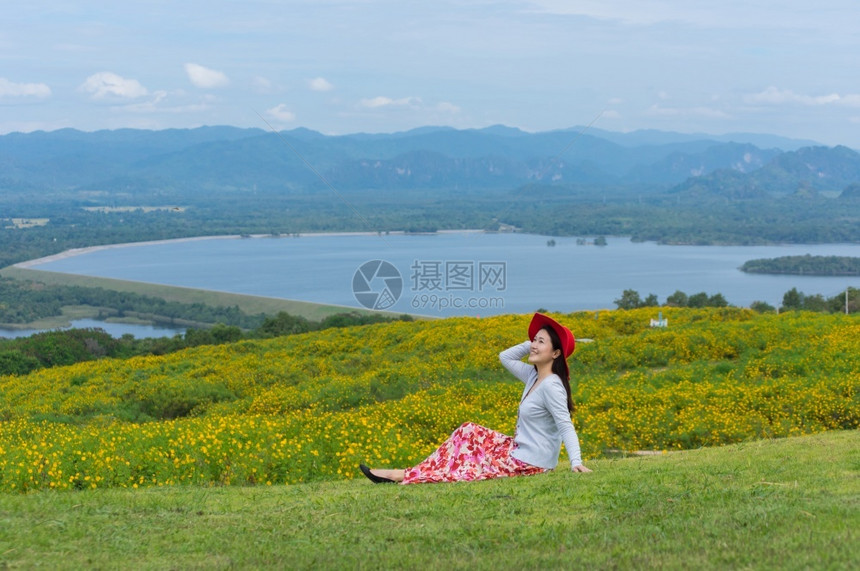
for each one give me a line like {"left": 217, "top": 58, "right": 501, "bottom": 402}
{"left": 528, "top": 312, "right": 575, "bottom": 358}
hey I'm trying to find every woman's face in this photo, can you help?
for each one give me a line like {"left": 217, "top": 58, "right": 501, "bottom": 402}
{"left": 528, "top": 328, "right": 560, "bottom": 366}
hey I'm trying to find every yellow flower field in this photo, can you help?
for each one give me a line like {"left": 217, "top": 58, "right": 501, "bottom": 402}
{"left": 1, "top": 308, "right": 857, "bottom": 492}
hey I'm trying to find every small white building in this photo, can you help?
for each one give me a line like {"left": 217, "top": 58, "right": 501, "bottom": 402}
{"left": 650, "top": 311, "right": 668, "bottom": 328}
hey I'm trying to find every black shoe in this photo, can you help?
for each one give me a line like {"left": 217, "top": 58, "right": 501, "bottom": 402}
{"left": 359, "top": 464, "right": 396, "bottom": 484}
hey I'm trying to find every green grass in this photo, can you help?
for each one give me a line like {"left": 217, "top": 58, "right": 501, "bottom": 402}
{"left": 0, "top": 266, "right": 399, "bottom": 322}
{"left": 1, "top": 430, "right": 856, "bottom": 569}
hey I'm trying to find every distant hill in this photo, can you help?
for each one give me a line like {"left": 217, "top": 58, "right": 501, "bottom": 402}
{"left": 752, "top": 145, "right": 860, "bottom": 192}
{"left": 623, "top": 143, "right": 780, "bottom": 186}
{"left": 670, "top": 168, "right": 771, "bottom": 200}
{"left": 585, "top": 127, "right": 821, "bottom": 150}
{"left": 841, "top": 182, "right": 860, "bottom": 199}
{"left": 0, "top": 125, "right": 857, "bottom": 198}
{"left": 672, "top": 145, "right": 860, "bottom": 198}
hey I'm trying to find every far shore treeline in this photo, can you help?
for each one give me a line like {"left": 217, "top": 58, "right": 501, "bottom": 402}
{"left": 741, "top": 255, "right": 860, "bottom": 276}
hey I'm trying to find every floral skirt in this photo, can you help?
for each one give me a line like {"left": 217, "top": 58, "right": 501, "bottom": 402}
{"left": 401, "top": 422, "right": 546, "bottom": 485}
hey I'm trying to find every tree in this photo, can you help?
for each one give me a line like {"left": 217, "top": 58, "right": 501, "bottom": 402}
{"left": 708, "top": 293, "right": 728, "bottom": 307}
{"left": 687, "top": 292, "right": 709, "bottom": 308}
{"left": 827, "top": 287, "right": 859, "bottom": 314}
{"left": 666, "top": 290, "right": 688, "bottom": 307}
{"left": 782, "top": 288, "right": 803, "bottom": 311}
{"left": 642, "top": 293, "right": 659, "bottom": 307}
{"left": 209, "top": 323, "right": 243, "bottom": 344}
{"left": 750, "top": 300, "right": 776, "bottom": 313}
{"left": 257, "top": 312, "right": 312, "bottom": 338}
{"left": 183, "top": 328, "right": 214, "bottom": 347}
{"left": 614, "top": 289, "right": 642, "bottom": 310}
{"left": 0, "top": 351, "right": 40, "bottom": 376}
{"left": 802, "top": 294, "right": 828, "bottom": 312}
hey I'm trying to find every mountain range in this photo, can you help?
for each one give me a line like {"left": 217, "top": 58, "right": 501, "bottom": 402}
{"left": 1, "top": 125, "right": 858, "bottom": 200}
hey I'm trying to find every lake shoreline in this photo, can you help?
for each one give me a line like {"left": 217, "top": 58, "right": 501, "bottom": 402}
{"left": 12, "top": 229, "right": 495, "bottom": 269}
{"left": 16, "top": 229, "right": 853, "bottom": 271}
{"left": 8, "top": 232, "right": 860, "bottom": 322}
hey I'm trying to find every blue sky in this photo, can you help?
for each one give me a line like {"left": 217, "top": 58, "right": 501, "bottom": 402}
{"left": 3, "top": 0, "right": 859, "bottom": 147}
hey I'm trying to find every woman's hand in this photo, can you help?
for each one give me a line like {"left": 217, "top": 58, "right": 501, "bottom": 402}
{"left": 571, "top": 464, "right": 592, "bottom": 473}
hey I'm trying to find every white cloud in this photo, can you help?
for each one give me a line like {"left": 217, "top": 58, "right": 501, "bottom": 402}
{"left": 267, "top": 103, "right": 295, "bottom": 121}
{"left": 184, "top": 63, "right": 230, "bottom": 89}
{"left": 253, "top": 76, "right": 273, "bottom": 92}
{"left": 93, "top": 90, "right": 214, "bottom": 115}
{"left": 355, "top": 96, "right": 458, "bottom": 117}
{"left": 79, "top": 72, "right": 147, "bottom": 99}
{"left": 0, "top": 78, "right": 51, "bottom": 99}
{"left": 308, "top": 77, "right": 333, "bottom": 91}
{"left": 359, "top": 96, "right": 421, "bottom": 108}
{"left": 745, "top": 86, "right": 860, "bottom": 107}
{"left": 127, "top": 90, "right": 168, "bottom": 110}
{"left": 435, "top": 101, "right": 461, "bottom": 113}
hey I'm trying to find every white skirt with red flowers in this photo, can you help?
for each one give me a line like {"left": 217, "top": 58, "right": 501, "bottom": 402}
{"left": 401, "top": 422, "right": 546, "bottom": 485}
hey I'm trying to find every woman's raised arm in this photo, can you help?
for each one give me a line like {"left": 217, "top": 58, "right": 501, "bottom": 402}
{"left": 499, "top": 340, "right": 534, "bottom": 384}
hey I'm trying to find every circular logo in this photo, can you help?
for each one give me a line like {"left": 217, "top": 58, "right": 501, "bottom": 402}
{"left": 352, "top": 260, "right": 403, "bottom": 310}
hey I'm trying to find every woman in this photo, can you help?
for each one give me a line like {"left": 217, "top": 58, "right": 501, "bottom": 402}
{"left": 360, "top": 312, "right": 591, "bottom": 484}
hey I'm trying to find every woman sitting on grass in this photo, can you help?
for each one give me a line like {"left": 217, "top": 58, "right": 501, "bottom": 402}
{"left": 360, "top": 312, "right": 591, "bottom": 484}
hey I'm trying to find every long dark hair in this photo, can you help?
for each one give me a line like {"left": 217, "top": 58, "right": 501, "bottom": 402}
{"left": 540, "top": 324, "right": 573, "bottom": 412}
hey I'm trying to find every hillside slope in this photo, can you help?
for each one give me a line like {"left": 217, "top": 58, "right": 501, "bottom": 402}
{"left": 1, "top": 308, "right": 857, "bottom": 492}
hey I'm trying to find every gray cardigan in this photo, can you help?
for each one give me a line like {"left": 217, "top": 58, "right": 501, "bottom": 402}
{"left": 499, "top": 341, "right": 583, "bottom": 469}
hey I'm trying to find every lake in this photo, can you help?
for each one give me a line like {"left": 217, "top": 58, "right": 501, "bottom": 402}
{"left": 18, "top": 232, "right": 860, "bottom": 318}
{"left": 0, "top": 319, "right": 185, "bottom": 340}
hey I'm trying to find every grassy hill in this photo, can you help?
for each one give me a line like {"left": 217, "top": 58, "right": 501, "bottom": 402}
{"left": 1, "top": 308, "right": 857, "bottom": 493}
{"left": 0, "top": 430, "right": 856, "bottom": 569}
{"left": 1, "top": 308, "right": 858, "bottom": 567}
